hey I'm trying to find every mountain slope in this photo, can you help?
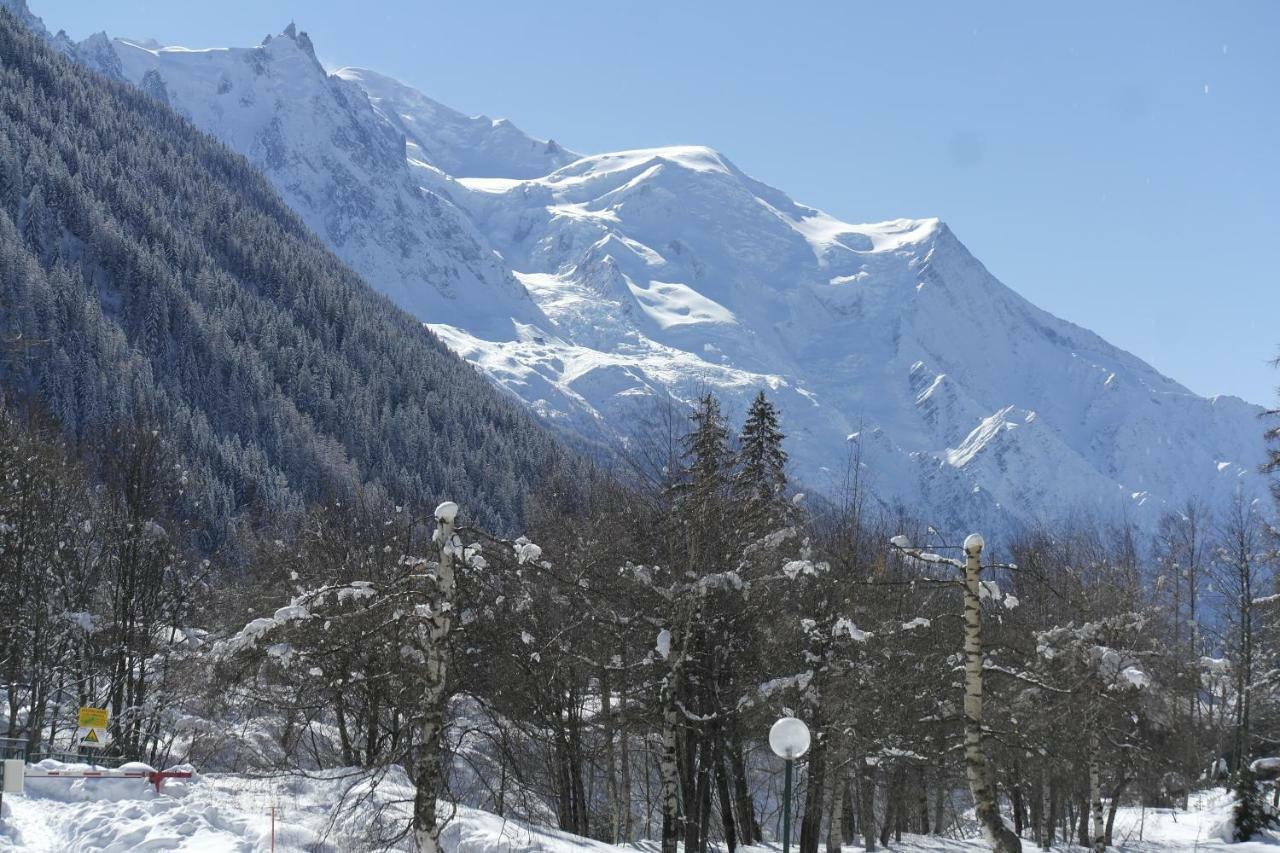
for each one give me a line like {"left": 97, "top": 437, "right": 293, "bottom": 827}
{"left": 42, "top": 6, "right": 1269, "bottom": 536}
{"left": 108, "top": 25, "right": 543, "bottom": 341}
{"left": 0, "top": 7, "right": 564, "bottom": 533}
{"left": 440, "top": 145, "right": 1266, "bottom": 533}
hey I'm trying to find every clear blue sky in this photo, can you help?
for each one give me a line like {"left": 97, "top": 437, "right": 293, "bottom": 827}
{"left": 36, "top": 0, "right": 1280, "bottom": 406}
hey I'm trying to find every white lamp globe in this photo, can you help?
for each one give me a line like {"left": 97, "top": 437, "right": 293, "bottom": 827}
{"left": 769, "top": 716, "right": 811, "bottom": 760}
{"left": 963, "top": 532, "right": 984, "bottom": 555}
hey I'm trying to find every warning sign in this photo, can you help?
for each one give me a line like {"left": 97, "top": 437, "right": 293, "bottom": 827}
{"left": 77, "top": 706, "right": 109, "bottom": 749}
{"left": 77, "top": 727, "right": 107, "bottom": 749}
{"left": 78, "top": 707, "right": 108, "bottom": 729}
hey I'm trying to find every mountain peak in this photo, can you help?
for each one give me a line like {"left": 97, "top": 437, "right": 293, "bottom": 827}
{"left": 277, "top": 20, "right": 320, "bottom": 66}
{"left": 73, "top": 31, "right": 124, "bottom": 79}
{"left": 0, "top": 0, "right": 47, "bottom": 37}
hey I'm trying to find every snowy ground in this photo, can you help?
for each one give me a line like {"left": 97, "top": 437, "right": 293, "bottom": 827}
{"left": 0, "top": 762, "right": 1274, "bottom": 852}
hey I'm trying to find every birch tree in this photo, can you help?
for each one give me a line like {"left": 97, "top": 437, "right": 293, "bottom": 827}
{"left": 410, "top": 501, "right": 461, "bottom": 853}
{"left": 212, "top": 500, "right": 479, "bottom": 852}
{"left": 892, "top": 533, "right": 1021, "bottom": 853}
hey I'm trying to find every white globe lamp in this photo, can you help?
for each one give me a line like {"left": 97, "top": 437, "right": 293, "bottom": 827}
{"left": 770, "top": 716, "right": 810, "bottom": 853}
{"left": 769, "top": 716, "right": 811, "bottom": 760}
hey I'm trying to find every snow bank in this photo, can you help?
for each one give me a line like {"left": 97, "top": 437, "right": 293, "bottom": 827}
{"left": 5, "top": 762, "right": 1278, "bottom": 851}
{"left": 1, "top": 760, "right": 625, "bottom": 852}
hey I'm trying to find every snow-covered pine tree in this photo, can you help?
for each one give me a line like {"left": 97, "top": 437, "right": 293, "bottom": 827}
{"left": 727, "top": 389, "right": 794, "bottom": 845}
{"left": 666, "top": 393, "right": 734, "bottom": 853}
{"left": 735, "top": 390, "right": 791, "bottom": 539}
{"left": 1232, "top": 760, "right": 1276, "bottom": 841}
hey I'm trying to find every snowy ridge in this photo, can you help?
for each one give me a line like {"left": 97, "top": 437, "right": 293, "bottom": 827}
{"left": 334, "top": 67, "right": 578, "bottom": 180}
{"left": 34, "top": 6, "right": 1271, "bottom": 537}
{"left": 107, "top": 25, "right": 545, "bottom": 340}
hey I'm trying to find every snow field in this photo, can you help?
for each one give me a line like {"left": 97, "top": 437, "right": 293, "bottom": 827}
{"left": 3, "top": 762, "right": 1278, "bottom": 852}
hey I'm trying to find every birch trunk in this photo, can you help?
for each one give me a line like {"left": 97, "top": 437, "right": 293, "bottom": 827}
{"left": 659, "top": 669, "right": 682, "bottom": 853}
{"left": 1089, "top": 728, "right": 1105, "bottom": 853}
{"left": 1104, "top": 776, "right": 1128, "bottom": 846}
{"left": 412, "top": 504, "right": 458, "bottom": 853}
{"left": 961, "top": 535, "right": 1022, "bottom": 853}
{"left": 661, "top": 610, "right": 696, "bottom": 853}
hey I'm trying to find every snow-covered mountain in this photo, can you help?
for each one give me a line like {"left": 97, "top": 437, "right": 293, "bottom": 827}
{"left": 106, "top": 23, "right": 546, "bottom": 340}
{"left": 17, "top": 0, "right": 1270, "bottom": 537}
{"left": 337, "top": 67, "right": 578, "bottom": 180}
{"left": 438, "top": 146, "right": 1265, "bottom": 533}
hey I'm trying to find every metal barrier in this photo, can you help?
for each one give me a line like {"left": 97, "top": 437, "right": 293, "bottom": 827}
{"left": 29, "top": 747, "right": 124, "bottom": 768}
{"left": 22, "top": 766, "right": 193, "bottom": 793}
{"left": 3, "top": 738, "right": 186, "bottom": 819}
{"left": 0, "top": 737, "right": 26, "bottom": 761}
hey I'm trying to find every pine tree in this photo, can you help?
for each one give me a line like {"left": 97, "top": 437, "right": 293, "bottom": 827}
{"left": 735, "top": 390, "right": 790, "bottom": 538}
{"left": 675, "top": 393, "right": 733, "bottom": 535}
{"left": 1232, "top": 762, "right": 1276, "bottom": 841}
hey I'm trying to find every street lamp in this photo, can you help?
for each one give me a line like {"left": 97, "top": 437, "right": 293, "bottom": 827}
{"left": 770, "top": 716, "right": 811, "bottom": 853}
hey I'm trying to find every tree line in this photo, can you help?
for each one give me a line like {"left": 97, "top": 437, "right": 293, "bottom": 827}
{"left": 5, "top": 386, "right": 1280, "bottom": 852}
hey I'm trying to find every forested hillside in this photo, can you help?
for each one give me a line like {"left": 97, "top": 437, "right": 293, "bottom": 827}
{"left": 0, "top": 8, "right": 564, "bottom": 537}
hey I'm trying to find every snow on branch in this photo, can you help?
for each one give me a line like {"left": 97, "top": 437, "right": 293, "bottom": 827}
{"left": 512, "top": 536, "right": 542, "bottom": 565}
{"left": 888, "top": 535, "right": 963, "bottom": 569}
{"left": 832, "top": 617, "right": 872, "bottom": 642}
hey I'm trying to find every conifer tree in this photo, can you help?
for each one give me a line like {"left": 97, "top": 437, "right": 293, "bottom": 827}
{"left": 1232, "top": 762, "right": 1276, "bottom": 841}
{"left": 679, "top": 393, "right": 732, "bottom": 517}
{"left": 735, "top": 390, "right": 790, "bottom": 538}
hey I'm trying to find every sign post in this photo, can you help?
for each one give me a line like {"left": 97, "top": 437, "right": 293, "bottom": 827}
{"left": 77, "top": 706, "right": 109, "bottom": 751}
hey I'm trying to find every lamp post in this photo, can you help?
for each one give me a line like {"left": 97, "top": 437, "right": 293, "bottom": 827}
{"left": 770, "top": 716, "right": 811, "bottom": 853}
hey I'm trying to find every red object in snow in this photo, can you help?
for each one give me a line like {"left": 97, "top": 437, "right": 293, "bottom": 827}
{"left": 22, "top": 767, "right": 193, "bottom": 793}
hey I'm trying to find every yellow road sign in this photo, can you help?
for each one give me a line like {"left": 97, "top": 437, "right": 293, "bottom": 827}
{"left": 78, "top": 706, "right": 108, "bottom": 729}
{"left": 77, "top": 727, "right": 107, "bottom": 749}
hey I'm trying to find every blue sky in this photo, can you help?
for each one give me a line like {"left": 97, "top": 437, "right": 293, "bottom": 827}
{"left": 38, "top": 0, "right": 1280, "bottom": 405}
